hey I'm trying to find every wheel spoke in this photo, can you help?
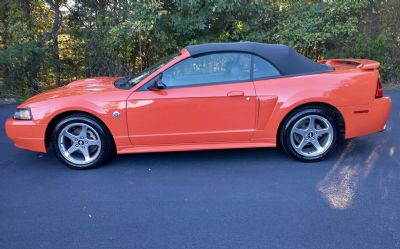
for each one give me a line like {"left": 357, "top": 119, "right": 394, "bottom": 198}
{"left": 293, "top": 127, "right": 306, "bottom": 135}
{"left": 79, "top": 125, "right": 88, "bottom": 139}
{"left": 64, "top": 131, "right": 77, "bottom": 141}
{"left": 308, "top": 117, "right": 315, "bottom": 130}
{"left": 67, "top": 145, "right": 79, "bottom": 154}
{"left": 296, "top": 138, "right": 308, "bottom": 150}
{"left": 316, "top": 127, "right": 330, "bottom": 135}
{"left": 311, "top": 139, "right": 323, "bottom": 152}
{"left": 80, "top": 147, "right": 91, "bottom": 162}
{"left": 87, "top": 139, "right": 100, "bottom": 146}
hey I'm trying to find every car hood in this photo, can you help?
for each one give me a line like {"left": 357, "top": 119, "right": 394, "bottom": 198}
{"left": 22, "top": 77, "right": 121, "bottom": 106}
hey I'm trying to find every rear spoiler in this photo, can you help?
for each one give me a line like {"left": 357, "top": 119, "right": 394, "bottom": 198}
{"left": 318, "top": 59, "right": 380, "bottom": 71}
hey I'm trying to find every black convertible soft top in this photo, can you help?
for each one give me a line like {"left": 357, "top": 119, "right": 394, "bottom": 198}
{"left": 185, "top": 42, "right": 332, "bottom": 76}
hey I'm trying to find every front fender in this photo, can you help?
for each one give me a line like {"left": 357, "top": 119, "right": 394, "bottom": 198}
{"left": 27, "top": 98, "right": 131, "bottom": 150}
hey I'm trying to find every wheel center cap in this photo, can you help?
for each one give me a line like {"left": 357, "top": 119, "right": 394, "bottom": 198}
{"left": 78, "top": 140, "right": 84, "bottom": 145}
{"left": 307, "top": 132, "right": 314, "bottom": 138}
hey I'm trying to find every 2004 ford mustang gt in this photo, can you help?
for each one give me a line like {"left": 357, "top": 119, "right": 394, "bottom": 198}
{"left": 5, "top": 42, "right": 391, "bottom": 169}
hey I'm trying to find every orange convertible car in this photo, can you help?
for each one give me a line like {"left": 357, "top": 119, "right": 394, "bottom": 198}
{"left": 5, "top": 42, "right": 391, "bottom": 169}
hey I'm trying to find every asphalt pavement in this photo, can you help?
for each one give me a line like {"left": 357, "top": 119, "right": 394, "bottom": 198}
{"left": 0, "top": 91, "right": 399, "bottom": 249}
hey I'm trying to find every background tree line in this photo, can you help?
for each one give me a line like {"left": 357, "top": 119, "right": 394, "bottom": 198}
{"left": 0, "top": 0, "right": 399, "bottom": 99}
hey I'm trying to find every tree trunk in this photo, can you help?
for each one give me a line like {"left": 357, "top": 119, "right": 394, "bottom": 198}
{"left": 1, "top": 1, "right": 10, "bottom": 82}
{"left": 47, "top": 0, "right": 62, "bottom": 87}
{"left": 0, "top": 1, "right": 9, "bottom": 49}
{"left": 22, "top": 0, "right": 40, "bottom": 93}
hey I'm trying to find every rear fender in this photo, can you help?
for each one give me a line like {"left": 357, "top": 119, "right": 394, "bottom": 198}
{"left": 254, "top": 96, "right": 341, "bottom": 142}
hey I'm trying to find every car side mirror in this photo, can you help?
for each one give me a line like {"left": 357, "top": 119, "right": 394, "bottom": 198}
{"left": 148, "top": 74, "right": 166, "bottom": 91}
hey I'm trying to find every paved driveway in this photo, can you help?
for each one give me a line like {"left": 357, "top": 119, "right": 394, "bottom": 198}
{"left": 0, "top": 91, "right": 399, "bottom": 249}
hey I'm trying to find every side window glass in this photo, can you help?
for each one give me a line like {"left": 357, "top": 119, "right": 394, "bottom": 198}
{"left": 162, "top": 53, "right": 251, "bottom": 87}
{"left": 252, "top": 55, "right": 280, "bottom": 79}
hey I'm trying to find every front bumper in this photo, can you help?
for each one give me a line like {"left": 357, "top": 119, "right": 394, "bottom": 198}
{"left": 340, "top": 97, "right": 392, "bottom": 139}
{"left": 5, "top": 118, "right": 47, "bottom": 153}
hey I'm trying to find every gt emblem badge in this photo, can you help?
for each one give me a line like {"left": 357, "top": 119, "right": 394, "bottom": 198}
{"left": 112, "top": 111, "right": 120, "bottom": 118}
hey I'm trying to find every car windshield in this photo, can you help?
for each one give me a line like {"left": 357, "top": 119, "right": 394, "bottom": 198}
{"left": 115, "top": 53, "right": 179, "bottom": 89}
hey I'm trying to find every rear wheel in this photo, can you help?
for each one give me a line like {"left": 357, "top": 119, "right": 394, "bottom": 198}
{"left": 51, "top": 114, "right": 114, "bottom": 169}
{"left": 279, "top": 107, "right": 340, "bottom": 162}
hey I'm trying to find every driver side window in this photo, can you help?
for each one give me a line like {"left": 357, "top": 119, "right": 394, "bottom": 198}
{"left": 162, "top": 53, "right": 251, "bottom": 88}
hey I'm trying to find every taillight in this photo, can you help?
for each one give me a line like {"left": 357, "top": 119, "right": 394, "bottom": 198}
{"left": 375, "top": 78, "right": 383, "bottom": 98}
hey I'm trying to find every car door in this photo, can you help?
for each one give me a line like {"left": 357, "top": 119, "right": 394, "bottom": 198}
{"left": 126, "top": 52, "right": 257, "bottom": 145}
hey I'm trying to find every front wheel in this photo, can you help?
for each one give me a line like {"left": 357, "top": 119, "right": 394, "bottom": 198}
{"left": 279, "top": 107, "right": 340, "bottom": 162}
{"left": 51, "top": 114, "right": 114, "bottom": 169}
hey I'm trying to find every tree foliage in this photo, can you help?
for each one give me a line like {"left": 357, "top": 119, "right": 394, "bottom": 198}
{"left": 0, "top": 0, "right": 399, "bottom": 99}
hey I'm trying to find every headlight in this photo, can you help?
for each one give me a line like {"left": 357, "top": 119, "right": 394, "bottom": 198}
{"left": 13, "top": 108, "right": 32, "bottom": 120}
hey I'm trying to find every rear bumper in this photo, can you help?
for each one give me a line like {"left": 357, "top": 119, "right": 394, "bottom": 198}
{"left": 340, "top": 97, "right": 391, "bottom": 139}
{"left": 5, "top": 118, "right": 47, "bottom": 153}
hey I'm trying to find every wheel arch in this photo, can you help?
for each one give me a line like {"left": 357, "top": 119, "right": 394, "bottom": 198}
{"left": 44, "top": 110, "right": 116, "bottom": 150}
{"left": 277, "top": 102, "right": 346, "bottom": 144}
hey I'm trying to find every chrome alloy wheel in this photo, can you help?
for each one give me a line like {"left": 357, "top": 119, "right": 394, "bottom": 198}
{"left": 57, "top": 123, "right": 102, "bottom": 166}
{"left": 289, "top": 115, "right": 334, "bottom": 157}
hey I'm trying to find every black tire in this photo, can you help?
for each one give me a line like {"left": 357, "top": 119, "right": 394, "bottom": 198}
{"left": 51, "top": 114, "right": 114, "bottom": 169}
{"left": 278, "top": 106, "right": 342, "bottom": 162}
